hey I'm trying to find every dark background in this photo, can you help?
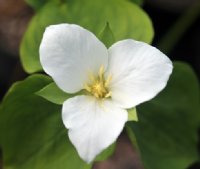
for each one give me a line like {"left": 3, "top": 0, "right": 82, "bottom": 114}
{"left": 0, "top": 0, "right": 199, "bottom": 169}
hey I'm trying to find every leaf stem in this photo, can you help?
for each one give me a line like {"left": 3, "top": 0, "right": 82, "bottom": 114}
{"left": 157, "top": 1, "right": 200, "bottom": 54}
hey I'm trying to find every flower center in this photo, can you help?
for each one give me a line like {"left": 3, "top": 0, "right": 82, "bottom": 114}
{"left": 85, "top": 65, "right": 112, "bottom": 99}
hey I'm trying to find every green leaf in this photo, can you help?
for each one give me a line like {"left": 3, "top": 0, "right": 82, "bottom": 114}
{"left": 25, "top": 0, "right": 56, "bottom": 10}
{"left": 128, "top": 107, "right": 138, "bottom": 121}
{"left": 127, "top": 62, "right": 200, "bottom": 169}
{"left": 20, "top": 0, "right": 154, "bottom": 73}
{"left": 129, "top": 0, "right": 144, "bottom": 6}
{"left": 67, "top": 0, "right": 154, "bottom": 44}
{"left": 126, "top": 125, "right": 141, "bottom": 155}
{"left": 0, "top": 74, "right": 92, "bottom": 169}
{"left": 36, "top": 82, "right": 86, "bottom": 105}
{"left": 68, "top": 0, "right": 153, "bottom": 43}
{"left": 36, "top": 82, "right": 75, "bottom": 105}
{"left": 98, "top": 22, "right": 115, "bottom": 48}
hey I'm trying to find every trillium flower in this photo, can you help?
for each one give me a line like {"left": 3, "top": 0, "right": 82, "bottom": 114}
{"left": 39, "top": 23, "right": 173, "bottom": 163}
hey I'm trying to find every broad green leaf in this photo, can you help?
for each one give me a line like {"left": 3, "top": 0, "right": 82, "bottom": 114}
{"left": 20, "top": 0, "right": 154, "bottom": 73}
{"left": 129, "top": 0, "right": 144, "bottom": 6}
{"left": 36, "top": 82, "right": 87, "bottom": 105}
{"left": 36, "top": 82, "right": 74, "bottom": 105}
{"left": 128, "top": 107, "right": 138, "bottom": 121}
{"left": 66, "top": 0, "right": 154, "bottom": 44}
{"left": 25, "top": 0, "right": 57, "bottom": 10}
{"left": 126, "top": 125, "right": 140, "bottom": 150}
{"left": 98, "top": 22, "right": 115, "bottom": 48}
{"left": 127, "top": 62, "right": 200, "bottom": 169}
{"left": 24, "top": 0, "right": 147, "bottom": 12}
{"left": 0, "top": 74, "right": 92, "bottom": 169}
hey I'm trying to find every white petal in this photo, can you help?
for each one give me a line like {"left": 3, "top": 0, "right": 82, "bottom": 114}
{"left": 106, "top": 39, "right": 173, "bottom": 109}
{"left": 40, "top": 24, "right": 108, "bottom": 93}
{"left": 62, "top": 96, "right": 128, "bottom": 163}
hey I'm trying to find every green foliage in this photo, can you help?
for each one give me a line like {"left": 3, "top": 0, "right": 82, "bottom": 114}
{"left": 3, "top": 1, "right": 199, "bottom": 169}
{"left": 0, "top": 75, "right": 92, "bottom": 169}
{"left": 129, "top": 0, "right": 144, "bottom": 6}
{"left": 128, "top": 107, "right": 138, "bottom": 121}
{"left": 98, "top": 22, "right": 115, "bottom": 48}
{"left": 0, "top": 75, "right": 118, "bottom": 168}
{"left": 36, "top": 82, "right": 74, "bottom": 105}
{"left": 25, "top": 0, "right": 56, "bottom": 10}
{"left": 25, "top": 0, "right": 144, "bottom": 10}
{"left": 127, "top": 62, "right": 200, "bottom": 169}
{"left": 0, "top": 63, "right": 199, "bottom": 169}
{"left": 20, "top": 0, "right": 154, "bottom": 73}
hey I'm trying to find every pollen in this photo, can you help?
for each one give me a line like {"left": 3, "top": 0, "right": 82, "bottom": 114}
{"left": 85, "top": 65, "right": 112, "bottom": 99}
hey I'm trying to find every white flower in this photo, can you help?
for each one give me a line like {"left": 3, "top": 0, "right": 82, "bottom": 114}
{"left": 39, "top": 23, "right": 173, "bottom": 163}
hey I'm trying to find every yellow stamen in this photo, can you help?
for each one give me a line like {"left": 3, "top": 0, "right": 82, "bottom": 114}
{"left": 88, "top": 72, "right": 96, "bottom": 83}
{"left": 105, "top": 75, "right": 112, "bottom": 87}
{"left": 84, "top": 84, "right": 92, "bottom": 92}
{"left": 85, "top": 65, "right": 112, "bottom": 99}
{"left": 99, "top": 65, "right": 104, "bottom": 81}
{"left": 105, "top": 91, "right": 112, "bottom": 98}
